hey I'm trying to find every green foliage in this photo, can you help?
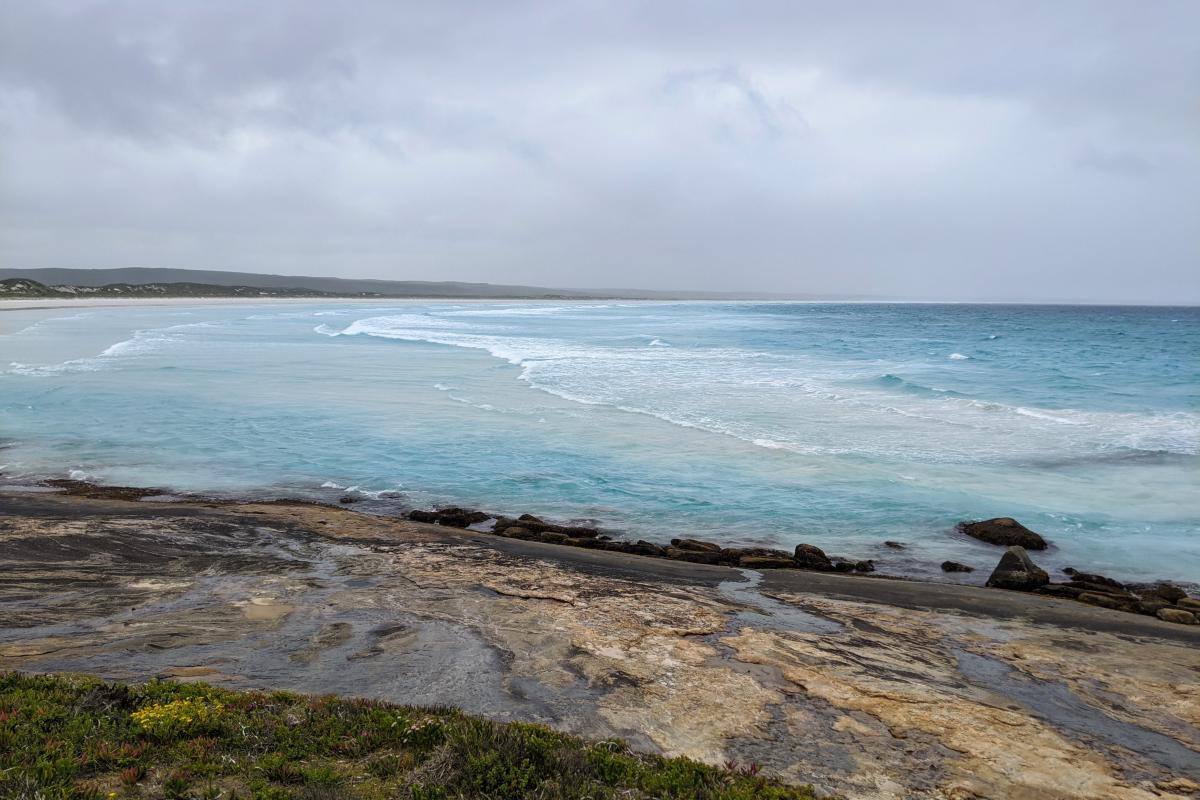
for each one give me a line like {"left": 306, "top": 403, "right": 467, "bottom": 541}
{"left": 0, "top": 671, "right": 824, "bottom": 799}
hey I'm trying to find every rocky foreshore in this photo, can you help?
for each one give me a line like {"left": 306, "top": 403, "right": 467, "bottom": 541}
{"left": 402, "top": 504, "right": 1199, "bottom": 626}
{"left": 26, "top": 478, "right": 1200, "bottom": 626}
{"left": 2, "top": 486, "right": 1199, "bottom": 799}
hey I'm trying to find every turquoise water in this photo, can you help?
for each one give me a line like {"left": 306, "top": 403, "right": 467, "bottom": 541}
{"left": 2, "top": 301, "right": 1197, "bottom": 583}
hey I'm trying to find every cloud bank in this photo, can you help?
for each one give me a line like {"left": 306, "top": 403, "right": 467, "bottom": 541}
{"left": 1, "top": 1, "right": 1197, "bottom": 301}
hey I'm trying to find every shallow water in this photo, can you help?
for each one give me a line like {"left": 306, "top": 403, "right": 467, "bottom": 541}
{"left": 1, "top": 301, "right": 1197, "bottom": 581}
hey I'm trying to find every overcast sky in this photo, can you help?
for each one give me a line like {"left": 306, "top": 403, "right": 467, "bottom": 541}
{"left": 1, "top": 2, "right": 1197, "bottom": 301}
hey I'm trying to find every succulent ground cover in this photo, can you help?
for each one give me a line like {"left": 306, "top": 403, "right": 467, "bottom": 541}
{"left": 0, "top": 672, "right": 819, "bottom": 800}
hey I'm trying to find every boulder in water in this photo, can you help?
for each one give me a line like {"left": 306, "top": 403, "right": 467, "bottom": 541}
{"left": 985, "top": 546, "right": 1049, "bottom": 591}
{"left": 793, "top": 544, "right": 835, "bottom": 571}
{"left": 941, "top": 561, "right": 974, "bottom": 573}
{"left": 959, "top": 518, "right": 1048, "bottom": 550}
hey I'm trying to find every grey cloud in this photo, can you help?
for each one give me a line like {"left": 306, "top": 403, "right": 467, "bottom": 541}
{"left": 0, "top": 0, "right": 1197, "bottom": 302}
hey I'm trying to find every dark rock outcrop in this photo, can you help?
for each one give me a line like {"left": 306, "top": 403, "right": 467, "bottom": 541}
{"left": 1060, "top": 567, "right": 1124, "bottom": 590}
{"left": 1077, "top": 592, "right": 1137, "bottom": 613}
{"left": 1136, "top": 597, "right": 1172, "bottom": 616}
{"left": 1139, "top": 583, "right": 1188, "bottom": 603}
{"left": 670, "top": 538, "right": 723, "bottom": 554}
{"left": 959, "top": 518, "right": 1048, "bottom": 550}
{"left": 663, "top": 547, "right": 724, "bottom": 565}
{"left": 941, "top": 561, "right": 974, "bottom": 573}
{"left": 985, "top": 546, "right": 1049, "bottom": 591}
{"left": 494, "top": 515, "right": 599, "bottom": 538}
{"left": 793, "top": 544, "right": 835, "bottom": 571}
{"left": 338, "top": 495, "right": 358, "bottom": 504}
{"left": 407, "top": 510, "right": 439, "bottom": 523}
{"left": 884, "top": 541, "right": 906, "bottom": 550}
{"left": 1036, "top": 584, "right": 1086, "bottom": 599}
{"left": 727, "top": 547, "right": 795, "bottom": 569}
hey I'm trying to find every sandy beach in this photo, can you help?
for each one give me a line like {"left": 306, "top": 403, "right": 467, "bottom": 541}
{"left": 3, "top": 488, "right": 1197, "bottom": 799}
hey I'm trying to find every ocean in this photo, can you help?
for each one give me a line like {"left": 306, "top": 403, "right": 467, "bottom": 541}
{"left": 2, "top": 301, "right": 1197, "bottom": 583}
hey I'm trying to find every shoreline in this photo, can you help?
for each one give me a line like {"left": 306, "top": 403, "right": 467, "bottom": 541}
{"left": 2, "top": 488, "right": 1198, "bottom": 798}
{"left": 14, "top": 476, "right": 1199, "bottom": 624}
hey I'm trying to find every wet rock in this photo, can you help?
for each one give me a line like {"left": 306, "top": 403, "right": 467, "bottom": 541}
{"left": 941, "top": 561, "right": 974, "bottom": 573}
{"left": 985, "top": 546, "right": 1049, "bottom": 591}
{"left": 432, "top": 507, "right": 490, "bottom": 528}
{"left": 1142, "top": 583, "right": 1188, "bottom": 603}
{"left": 1036, "top": 584, "right": 1085, "bottom": 599}
{"left": 1177, "top": 597, "right": 1200, "bottom": 611}
{"left": 1136, "top": 597, "right": 1172, "bottom": 616}
{"left": 793, "top": 543, "right": 835, "bottom": 571}
{"left": 1077, "top": 592, "right": 1136, "bottom": 613}
{"left": 407, "top": 510, "right": 439, "bottom": 523}
{"left": 671, "top": 538, "right": 722, "bottom": 553}
{"left": 617, "top": 541, "right": 666, "bottom": 557}
{"left": 495, "top": 515, "right": 599, "bottom": 538}
{"left": 536, "top": 532, "right": 569, "bottom": 545}
{"left": 338, "top": 495, "right": 358, "bottom": 504}
{"left": 729, "top": 548, "right": 795, "bottom": 569}
{"left": 830, "top": 557, "right": 875, "bottom": 573}
{"left": 1064, "top": 581, "right": 1136, "bottom": 599}
{"left": 44, "top": 479, "right": 165, "bottom": 501}
{"left": 663, "top": 547, "right": 725, "bottom": 565}
{"left": 1061, "top": 567, "right": 1124, "bottom": 590}
{"left": 958, "top": 518, "right": 1048, "bottom": 550}
{"left": 884, "top": 541, "right": 906, "bottom": 549}
{"left": 566, "top": 536, "right": 611, "bottom": 549}
{"left": 739, "top": 556, "right": 795, "bottom": 569}
{"left": 1156, "top": 608, "right": 1198, "bottom": 625}
{"left": 504, "top": 527, "right": 538, "bottom": 541}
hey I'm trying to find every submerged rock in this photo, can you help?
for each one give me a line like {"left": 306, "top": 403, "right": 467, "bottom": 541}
{"left": 793, "top": 543, "right": 835, "bottom": 571}
{"left": 959, "top": 518, "right": 1048, "bottom": 550}
{"left": 941, "top": 561, "right": 974, "bottom": 573}
{"left": 884, "top": 541, "right": 906, "bottom": 549}
{"left": 985, "top": 546, "right": 1049, "bottom": 591}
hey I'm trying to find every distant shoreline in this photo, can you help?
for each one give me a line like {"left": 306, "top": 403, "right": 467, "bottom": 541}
{"left": 3, "top": 295, "right": 1198, "bottom": 314}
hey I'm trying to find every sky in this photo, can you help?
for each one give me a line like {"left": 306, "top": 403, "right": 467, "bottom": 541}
{"left": 1, "top": 1, "right": 1197, "bottom": 302}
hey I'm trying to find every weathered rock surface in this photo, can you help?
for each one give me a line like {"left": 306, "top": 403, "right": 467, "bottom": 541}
{"left": 959, "top": 517, "right": 1048, "bottom": 549}
{"left": 3, "top": 492, "right": 1198, "bottom": 800}
{"left": 941, "top": 561, "right": 974, "bottom": 573}
{"left": 985, "top": 546, "right": 1049, "bottom": 591}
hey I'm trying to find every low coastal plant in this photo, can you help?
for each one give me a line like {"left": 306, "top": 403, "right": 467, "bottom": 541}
{"left": 0, "top": 671, "right": 825, "bottom": 799}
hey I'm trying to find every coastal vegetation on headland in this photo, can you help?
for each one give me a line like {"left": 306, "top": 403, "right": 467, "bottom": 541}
{"left": 0, "top": 672, "right": 819, "bottom": 800}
